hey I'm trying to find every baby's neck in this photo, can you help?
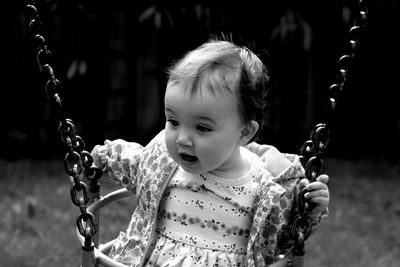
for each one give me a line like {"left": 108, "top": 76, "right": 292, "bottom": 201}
{"left": 208, "top": 147, "right": 251, "bottom": 179}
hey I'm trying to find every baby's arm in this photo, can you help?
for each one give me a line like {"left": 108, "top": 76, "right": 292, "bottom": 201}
{"left": 246, "top": 142, "right": 329, "bottom": 258}
{"left": 245, "top": 142, "right": 292, "bottom": 178}
{"left": 246, "top": 141, "right": 329, "bottom": 218}
{"left": 91, "top": 139, "right": 143, "bottom": 191}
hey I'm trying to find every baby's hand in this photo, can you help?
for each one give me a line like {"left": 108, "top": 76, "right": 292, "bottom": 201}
{"left": 299, "top": 174, "right": 330, "bottom": 216}
{"left": 91, "top": 142, "right": 111, "bottom": 169}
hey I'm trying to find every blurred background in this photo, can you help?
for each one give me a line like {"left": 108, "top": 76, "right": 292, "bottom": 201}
{"left": 3, "top": 0, "right": 400, "bottom": 159}
{"left": 1, "top": 0, "right": 400, "bottom": 266}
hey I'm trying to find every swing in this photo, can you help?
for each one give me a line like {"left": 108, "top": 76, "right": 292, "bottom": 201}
{"left": 24, "top": 1, "right": 368, "bottom": 266}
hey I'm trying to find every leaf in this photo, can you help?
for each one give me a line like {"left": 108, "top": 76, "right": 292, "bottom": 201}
{"left": 138, "top": 5, "right": 156, "bottom": 23}
{"left": 154, "top": 11, "right": 162, "bottom": 29}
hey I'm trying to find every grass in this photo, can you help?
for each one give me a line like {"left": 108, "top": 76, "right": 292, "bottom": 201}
{"left": 306, "top": 158, "right": 400, "bottom": 267}
{"left": 0, "top": 157, "right": 399, "bottom": 266}
{"left": 0, "top": 159, "right": 134, "bottom": 267}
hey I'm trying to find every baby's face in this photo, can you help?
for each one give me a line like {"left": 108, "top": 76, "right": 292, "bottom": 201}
{"left": 164, "top": 81, "right": 246, "bottom": 177}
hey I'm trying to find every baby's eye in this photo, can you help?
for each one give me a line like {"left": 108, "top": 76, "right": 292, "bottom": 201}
{"left": 196, "top": 125, "right": 212, "bottom": 133}
{"left": 167, "top": 119, "right": 179, "bottom": 127}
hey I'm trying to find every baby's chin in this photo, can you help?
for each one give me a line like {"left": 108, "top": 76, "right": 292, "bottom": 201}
{"left": 177, "top": 162, "right": 204, "bottom": 175}
{"left": 174, "top": 157, "right": 208, "bottom": 175}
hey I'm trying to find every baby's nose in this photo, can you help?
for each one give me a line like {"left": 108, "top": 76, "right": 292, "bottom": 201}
{"left": 176, "top": 129, "right": 193, "bottom": 147}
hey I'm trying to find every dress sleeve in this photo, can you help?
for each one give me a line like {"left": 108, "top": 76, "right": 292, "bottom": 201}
{"left": 91, "top": 139, "right": 143, "bottom": 191}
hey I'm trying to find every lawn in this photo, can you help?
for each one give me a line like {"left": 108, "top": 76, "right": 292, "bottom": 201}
{"left": 0, "top": 157, "right": 399, "bottom": 267}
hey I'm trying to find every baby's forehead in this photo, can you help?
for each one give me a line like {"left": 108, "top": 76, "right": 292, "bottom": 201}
{"left": 168, "top": 66, "right": 240, "bottom": 97}
{"left": 165, "top": 79, "right": 241, "bottom": 120}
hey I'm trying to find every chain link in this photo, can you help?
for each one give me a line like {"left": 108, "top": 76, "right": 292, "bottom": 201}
{"left": 25, "top": 2, "right": 102, "bottom": 244}
{"left": 293, "top": 0, "right": 369, "bottom": 255}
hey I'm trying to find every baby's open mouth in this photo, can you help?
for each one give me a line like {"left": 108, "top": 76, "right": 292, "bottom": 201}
{"left": 180, "top": 153, "right": 198, "bottom": 162}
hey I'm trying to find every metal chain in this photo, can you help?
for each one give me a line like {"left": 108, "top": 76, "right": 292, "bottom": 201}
{"left": 292, "top": 0, "right": 369, "bottom": 256}
{"left": 25, "top": 2, "right": 102, "bottom": 245}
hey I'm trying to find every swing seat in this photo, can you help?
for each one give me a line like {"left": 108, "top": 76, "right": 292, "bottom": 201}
{"left": 77, "top": 188, "right": 134, "bottom": 267}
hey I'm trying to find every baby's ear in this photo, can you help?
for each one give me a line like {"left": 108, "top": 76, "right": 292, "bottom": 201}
{"left": 239, "top": 120, "right": 259, "bottom": 145}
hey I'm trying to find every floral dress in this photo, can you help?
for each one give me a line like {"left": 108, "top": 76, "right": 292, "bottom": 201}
{"left": 145, "top": 148, "right": 266, "bottom": 267}
{"left": 92, "top": 130, "right": 327, "bottom": 266}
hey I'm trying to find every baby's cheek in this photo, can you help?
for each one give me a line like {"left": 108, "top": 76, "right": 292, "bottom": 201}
{"left": 197, "top": 147, "right": 222, "bottom": 169}
{"left": 165, "top": 138, "right": 178, "bottom": 162}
